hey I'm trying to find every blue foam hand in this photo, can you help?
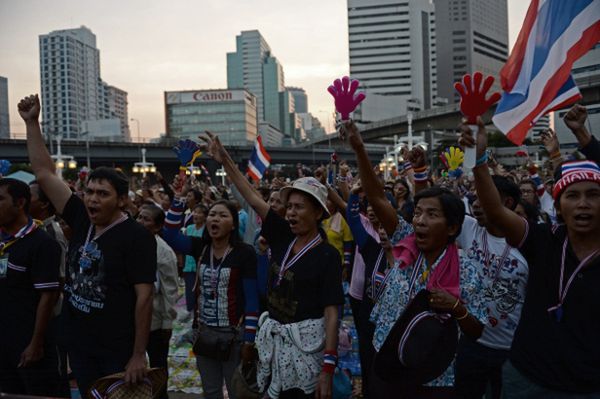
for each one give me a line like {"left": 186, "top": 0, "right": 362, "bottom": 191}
{"left": 0, "top": 159, "right": 11, "bottom": 176}
{"left": 173, "top": 139, "right": 200, "bottom": 166}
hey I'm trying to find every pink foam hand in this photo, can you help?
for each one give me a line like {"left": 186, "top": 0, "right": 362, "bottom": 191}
{"left": 327, "top": 76, "right": 366, "bottom": 120}
{"left": 454, "top": 72, "right": 501, "bottom": 124}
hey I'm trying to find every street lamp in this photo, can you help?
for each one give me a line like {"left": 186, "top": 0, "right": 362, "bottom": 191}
{"left": 50, "top": 134, "right": 77, "bottom": 179}
{"left": 132, "top": 148, "right": 155, "bottom": 177}
{"left": 130, "top": 118, "right": 141, "bottom": 143}
{"left": 215, "top": 167, "right": 227, "bottom": 186}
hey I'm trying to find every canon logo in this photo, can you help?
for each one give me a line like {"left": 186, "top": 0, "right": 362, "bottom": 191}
{"left": 192, "top": 92, "right": 233, "bottom": 102}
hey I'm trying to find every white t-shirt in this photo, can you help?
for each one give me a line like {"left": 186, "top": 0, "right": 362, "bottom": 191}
{"left": 457, "top": 216, "right": 529, "bottom": 350}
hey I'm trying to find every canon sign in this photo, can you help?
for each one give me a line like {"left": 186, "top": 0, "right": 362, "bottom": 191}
{"left": 167, "top": 90, "right": 245, "bottom": 104}
{"left": 192, "top": 91, "right": 233, "bottom": 101}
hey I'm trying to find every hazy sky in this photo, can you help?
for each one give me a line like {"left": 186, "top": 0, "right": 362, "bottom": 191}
{"left": 0, "top": 0, "right": 530, "bottom": 140}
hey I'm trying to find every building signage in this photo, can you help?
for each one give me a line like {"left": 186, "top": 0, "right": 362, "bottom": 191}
{"left": 166, "top": 90, "right": 246, "bottom": 104}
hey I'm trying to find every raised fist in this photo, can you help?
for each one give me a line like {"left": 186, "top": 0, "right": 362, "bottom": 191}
{"left": 563, "top": 104, "right": 587, "bottom": 132}
{"left": 18, "top": 94, "right": 41, "bottom": 122}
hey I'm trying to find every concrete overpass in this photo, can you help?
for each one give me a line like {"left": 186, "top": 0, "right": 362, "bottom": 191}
{"left": 309, "top": 78, "right": 600, "bottom": 146}
{"left": 0, "top": 139, "right": 385, "bottom": 176}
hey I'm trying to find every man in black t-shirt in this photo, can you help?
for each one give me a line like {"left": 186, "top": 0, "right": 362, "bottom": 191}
{"left": 461, "top": 119, "right": 600, "bottom": 396}
{"left": 19, "top": 95, "right": 157, "bottom": 397}
{"left": 0, "top": 178, "right": 63, "bottom": 396}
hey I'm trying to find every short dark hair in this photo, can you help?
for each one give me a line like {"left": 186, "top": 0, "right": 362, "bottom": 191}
{"left": 30, "top": 180, "right": 56, "bottom": 215}
{"left": 0, "top": 178, "right": 31, "bottom": 213}
{"left": 140, "top": 203, "right": 165, "bottom": 227}
{"left": 188, "top": 189, "right": 203, "bottom": 203}
{"left": 414, "top": 186, "right": 465, "bottom": 243}
{"left": 193, "top": 203, "right": 208, "bottom": 215}
{"left": 492, "top": 175, "right": 521, "bottom": 211}
{"left": 88, "top": 167, "right": 129, "bottom": 197}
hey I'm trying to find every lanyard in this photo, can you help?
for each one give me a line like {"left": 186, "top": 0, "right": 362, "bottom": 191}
{"left": 547, "top": 238, "right": 600, "bottom": 322}
{"left": 209, "top": 245, "right": 232, "bottom": 298}
{"left": 80, "top": 213, "right": 128, "bottom": 271}
{"left": 408, "top": 249, "right": 446, "bottom": 300}
{"left": 370, "top": 249, "right": 386, "bottom": 298}
{"left": 481, "top": 231, "right": 512, "bottom": 284}
{"left": 0, "top": 218, "right": 37, "bottom": 256}
{"left": 276, "top": 234, "right": 321, "bottom": 286}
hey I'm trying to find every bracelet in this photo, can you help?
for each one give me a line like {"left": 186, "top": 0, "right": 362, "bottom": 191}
{"left": 322, "top": 350, "right": 338, "bottom": 374}
{"left": 402, "top": 161, "right": 413, "bottom": 171}
{"left": 336, "top": 175, "right": 348, "bottom": 182}
{"left": 475, "top": 152, "right": 488, "bottom": 167}
{"left": 179, "top": 166, "right": 188, "bottom": 171}
{"left": 550, "top": 150, "right": 561, "bottom": 159}
{"left": 455, "top": 308, "right": 469, "bottom": 320}
{"left": 451, "top": 298, "right": 460, "bottom": 311}
{"left": 413, "top": 167, "right": 429, "bottom": 183}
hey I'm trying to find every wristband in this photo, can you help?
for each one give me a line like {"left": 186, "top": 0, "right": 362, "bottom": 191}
{"left": 474, "top": 152, "right": 488, "bottom": 167}
{"left": 549, "top": 150, "right": 561, "bottom": 159}
{"left": 402, "top": 161, "right": 413, "bottom": 171}
{"left": 413, "top": 166, "right": 428, "bottom": 183}
{"left": 322, "top": 350, "right": 338, "bottom": 374}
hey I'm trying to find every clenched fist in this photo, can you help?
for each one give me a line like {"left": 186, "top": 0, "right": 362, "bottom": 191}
{"left": 18, "top": 94, "right": 41, "bottom": 123}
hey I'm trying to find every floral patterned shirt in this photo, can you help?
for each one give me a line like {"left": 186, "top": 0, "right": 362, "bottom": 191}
{"left": 370, "top": 251, "right": 487, "bottom": 387}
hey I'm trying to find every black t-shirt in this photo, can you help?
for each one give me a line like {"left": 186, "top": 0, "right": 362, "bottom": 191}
{"left": 260, "top": 209, "right": 344, "bottom": 324}
{"left": 510, "top": 223, "right": 600, "bottom": 393}
{"left": 61, "top": 195, "right": 156, "bottom": 353}
{"left": 188, "top": 238, "right": 257, "bottom": 325}
{"left": 0, "top": 227, "right": 62, "bottom": 351}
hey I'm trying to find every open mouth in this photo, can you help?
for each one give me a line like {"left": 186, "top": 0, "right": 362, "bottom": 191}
{"left": 208, "top": 223, "right": 220, "bottom": 234}
{"left": 87, "top": 206, "right": 99, "bottom": 218}
{"left": 288, "top": 219, "right": 298, "bottom": 228}
{"left": 415, "top": 232, "right": 428, "bottom": 242}
{"left": 573, "top": 214, "right": 593, "bottom": 224}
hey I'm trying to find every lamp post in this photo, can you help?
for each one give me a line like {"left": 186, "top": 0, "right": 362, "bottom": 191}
{"left": 130, "top": 118, "right": 140, "bottom": 143}
{"left": 407, "top": 112, "right": 413, "bottom": 149}
{"left": 216, "top": 167, "right": 227, "bottom": 186}
{"left": 51, "top": 134, "right": 77, "bottom": 179}
{"left": 132, "top": 148, "right": 156, "bottom": 178}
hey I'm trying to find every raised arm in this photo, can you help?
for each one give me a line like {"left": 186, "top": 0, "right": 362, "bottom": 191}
{"left": 199, "top": 132, "right": 270, "bottom": 220}
{"left": 341, "top": 121, "right": 398, "bottom": 236}
{"left": 18, "top": 95, "right": 72, "bottom": 214}
{"left": 459, "top": 119, "right": 526, "bottom": 247}
{"left": 563, "top": 104, "right": 600, "bottom": 164}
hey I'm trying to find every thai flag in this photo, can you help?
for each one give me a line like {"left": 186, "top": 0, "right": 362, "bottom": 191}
{"left": 492, "top": 0, "right": 600, "bottom": 145}
{"left": 247, "top": 136, "right": 271, "bottom": 182}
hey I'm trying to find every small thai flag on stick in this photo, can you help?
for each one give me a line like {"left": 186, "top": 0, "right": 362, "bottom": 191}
{"left": 247, "top": 136, "right": 271, "bottom": 182}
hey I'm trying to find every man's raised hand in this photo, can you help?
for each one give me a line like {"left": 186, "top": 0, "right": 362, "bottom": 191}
{"left": 539, "top": 128, "right": 559, "bottom": 155}
{"left": 18, "top": 94, "right": 41, "bottom": 123}
{"left": 198, "top": 131, "right": 226, "bottom": 164}
{"left": 563, "top": 104, "right": 587, "bottom": 132}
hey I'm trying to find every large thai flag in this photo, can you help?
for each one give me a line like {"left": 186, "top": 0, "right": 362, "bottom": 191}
{"left": 247, "top": 136, "right": 271, "bottom": 182}
{"left": 492, "top": 0, "right": 600, "bottom": 145}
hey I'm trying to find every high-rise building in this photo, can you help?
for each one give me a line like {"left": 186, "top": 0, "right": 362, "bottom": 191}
{"left": 554, "top": 43, "right": 600, "bottom": 144}
{"left": 227, "top": 30, "right": 271, "bottom": 122}
{"left": 39, "top": 26, "right": 128, "bottom": 141}
{"left": 263, "top": 56, "right": 285, "bottom": 129}
{"left": 0, "top": 76, "right": 9, "bottom": 139}
{"left": 164, "top": 89, "right": 258, "bottom": 146}
{"left": 348, "top": 0, "right": 437, "bottom": 122}
{"left": 287, "top": 87, "right": 308, "bottom": 113}
{"left": 103, "top": 84, "right": 130, "bottom": 140}
{"left": 433, "top": 0, "right": 508, "bottom": 102}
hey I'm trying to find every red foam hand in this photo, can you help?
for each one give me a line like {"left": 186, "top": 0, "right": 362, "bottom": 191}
{"left": 454, "top": 72, "right": 501, "bottom": 124}
{"left": 327, "top": 76, "right": 366, "bottom": 120}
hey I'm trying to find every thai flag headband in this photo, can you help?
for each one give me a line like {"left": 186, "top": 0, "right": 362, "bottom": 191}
{"left": 552, "top": 160, "right": 600, "bottom": 200}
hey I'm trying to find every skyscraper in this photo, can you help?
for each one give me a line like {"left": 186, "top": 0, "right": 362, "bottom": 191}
{"left": 287, "top": 87, "right": 308, "bottom": 114}
{"left": 433, "top": 0, "right": 508, "bottom": 102}
{"left": 227, "top": 30, "right": 310, "bottom": 143}
{"left": 347, "top": 0, "right": 437, "bottom": 121}
{"left": 103, "top": 84, "right": 131, "bottom": 141}
{"left": 227, "top": 30, "right": 271, "bottom": 122}
{"left": 39, "top": 26, "right": 129, "bottom": 140}
{"left": 0, "top": 76, "right": 9, "bottom": 139}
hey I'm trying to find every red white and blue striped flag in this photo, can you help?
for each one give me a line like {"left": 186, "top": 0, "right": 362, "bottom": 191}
{"left": 492, "top": 0, "right": 600, "bottom": 145}
{"left": 247, "top": 136, "right": 271, "bottom": 182}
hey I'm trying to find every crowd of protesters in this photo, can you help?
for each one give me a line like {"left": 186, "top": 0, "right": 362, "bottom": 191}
{"left": 0, "top": 92, "right": 599, "bottom": 399}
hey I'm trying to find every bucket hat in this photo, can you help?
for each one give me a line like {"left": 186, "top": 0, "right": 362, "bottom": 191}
{"left": 279, "top": 177, "right": 330, "bottom": 218}
{"left": 88, "top": 368, "right": 167, "bottom": 399}
{"left": 373, "top": 289, "right": 458, "bottom": 386}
